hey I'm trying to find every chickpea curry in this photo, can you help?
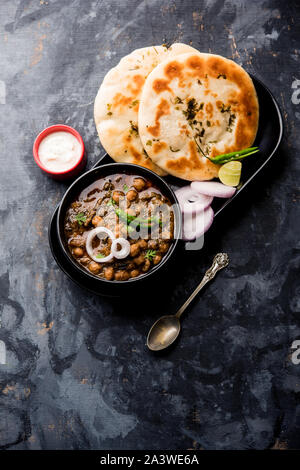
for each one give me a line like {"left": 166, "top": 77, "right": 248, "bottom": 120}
{"left": 64, "top": 173, "right": 175, "bottom": 281}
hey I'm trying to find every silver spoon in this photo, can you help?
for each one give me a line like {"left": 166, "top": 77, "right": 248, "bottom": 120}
{"left": 147, "top": 253, "right": 229, "bottom": 351}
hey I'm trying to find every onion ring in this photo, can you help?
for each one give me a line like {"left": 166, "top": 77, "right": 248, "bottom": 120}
{"left": 86, "top": 226, "right": 115, "bottom": 263}
{"left": 182, "top": 206, "right": 214, "bottom": 241}
{"left": 175, "top": 186, "right": 213, "bottom": 214}
{"left": 191, "top": 181, "right": 236, "bottom": 198}
{"left": 111, "top": 237, "right": 130, "bottom": 259}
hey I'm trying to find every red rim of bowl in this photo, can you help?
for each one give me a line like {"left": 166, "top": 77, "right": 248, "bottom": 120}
{"left": 33, "top": 124, "right": 85, "bottom": 176}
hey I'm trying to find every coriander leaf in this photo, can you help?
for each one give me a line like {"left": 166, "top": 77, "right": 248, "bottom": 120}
{"left": 174, "top": 96, "right": 183, "bottom": 104}
{"left": 129, "top": 99, "right": 139, "bottom": 108}
{"left": 75, "top": 212, "right": 87, "bottom": 225}
{"left": 129, "top": 120, "right": 139, "bottom": 136}
{"left": 145, "top": 249, "right": 156, "bottom": 261}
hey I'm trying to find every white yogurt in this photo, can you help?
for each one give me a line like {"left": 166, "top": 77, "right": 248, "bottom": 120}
{"left": 38, "top": 131, "right": 82, "bottom": 172}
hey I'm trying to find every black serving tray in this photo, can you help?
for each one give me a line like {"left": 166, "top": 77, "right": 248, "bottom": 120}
{"left": 48, "top": 76, "right": 283, "bottom": 295}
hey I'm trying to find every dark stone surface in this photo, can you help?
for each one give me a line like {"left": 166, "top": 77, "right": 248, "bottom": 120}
{"left": 0, "top": 0, "right": 299, "bottom": 450}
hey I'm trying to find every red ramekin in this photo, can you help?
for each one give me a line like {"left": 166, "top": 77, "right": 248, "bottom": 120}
{"left": 33, "top": 124, "right": 86, "bottom": 181}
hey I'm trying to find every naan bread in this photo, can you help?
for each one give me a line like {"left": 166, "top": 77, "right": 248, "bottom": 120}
{"left": 94, "top": 43, "right": 199, "bottom": 175}
{"left": 138, "top": 52, "right": 259, "bottom": 181}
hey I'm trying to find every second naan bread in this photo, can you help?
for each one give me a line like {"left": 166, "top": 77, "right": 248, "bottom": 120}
{"left": 94, "top": 43, "right": 199, "bottom": 175}
{"left": 138, "top": 52, "right": 259, "bottom": 180}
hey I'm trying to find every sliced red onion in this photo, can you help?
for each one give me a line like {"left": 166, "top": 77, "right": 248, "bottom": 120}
{"left": 175, "top": 186, "right": 213, "bottom": 214}
{"left": 86, "top": 226, "right": 115, "bottom": 263}
{"left": 182, "top": 206, "right": 214, "bottom": 241}
{"left": 191, "top": 181, "right": 236, "bottom": 198}
{"left": 111, "top": 237, "right": 130, "bottom": 259}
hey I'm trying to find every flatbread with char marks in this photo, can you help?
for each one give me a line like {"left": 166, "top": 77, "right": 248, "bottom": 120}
{"left": 94, "top": 43, "right": 199, "bottom": 175}
{"left": 138, "top": 52, "right": 259, "bottom": 180}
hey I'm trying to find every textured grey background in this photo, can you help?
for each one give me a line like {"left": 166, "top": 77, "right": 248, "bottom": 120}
{"left": 0, "top": 0, "right": 300, "bottom": 450}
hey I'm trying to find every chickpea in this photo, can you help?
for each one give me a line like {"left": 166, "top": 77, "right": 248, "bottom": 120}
{"left": 153, "top": 254, "right": 162, "bottom": 265}
{"left": 114, "top": 270, "right": 130, "bottom": 281}
{"left": 88, "top": 261, "right": 101, "bottom": 274}
{"left": 112, "top": 190, "right": 124, "bottom": 204}
{"left": 130, "top": 269, "right": 140, "bottom": 278}
{"left": 92, "top": 215, "right": 103, "bottom": 227}
{"left": 147, "top": 239, "right": 158, "bottom": 250}
{"left": 159, "top": 241, "right": 169, "bottom": 253}
{"left": 138, "top": 239, "right": 148, "bottom": 249}
{"left": 134, "top": 254, "right": 145, "bottom": 266}
{"left": 69, "top": 236, "right": 85, "bottom": 247}
{"left": 114, "top": 224, "right": 121, "bottom": 238}
{"left": 142, "top": 259, "right": 151, "bottom": 272}
{"left": 133, "top": 178, "right": 146, "bottom": 192}
{"left": 130, "top": 243, "right": 140, "bottom": 257}
{"left": 126, "top": 189, "right": 137, "bottom": 202}
{"left": 126, "top": 208, "right": 137, "bottom": 217}
{"left": 73, "top": 247, "right": 84, "bottom": 257}
{"left": 104, "top": 266, "right": 114, "bottom": 280}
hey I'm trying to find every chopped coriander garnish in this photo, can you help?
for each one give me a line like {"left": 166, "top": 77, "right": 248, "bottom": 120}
{"left": 130, "top": 99, "right": 139, "bottom": 108}
{"left": 182, "top": 98, "right": 198, "bottom": 121}
{"left": 96, "top": 253, "right": 105, "bottom": 259}
{"left": 145, "top": 249, "right": 156, "bottom": 261}
{"left": 174, "top": 96, "right": 183, "bottom": 104}
{"left": 195, "top": 128, "right": 205, "bottom": 139}
{"left": 226, "top": 113, "right": 236, "bottom": 132}
{"left": 129, "top": 120, "right": 139, "bottom": 136}
{"left": 75, "top": 212, "right": 87, "bottom": 225}
{"left": 107, "top": 198, "right": 116, "bottom": 206}
{"left": 220, "top": 103, "right": 231, "bottom": 113}
{"left": 146, "top": 140, "right": 152, "bottom": 146}
{"left": 106, "top": 104, "right": 112, "bottom": 115}
{"left": 206, "top": 120, "right": 211, "bottom": 127}
{"left": 123, "top": 184, "right": 129, "bottom": 192}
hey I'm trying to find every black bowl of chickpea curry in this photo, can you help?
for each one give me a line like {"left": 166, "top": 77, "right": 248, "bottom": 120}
{"left": 57, "top": 163, "right": 181, "bottom": 289}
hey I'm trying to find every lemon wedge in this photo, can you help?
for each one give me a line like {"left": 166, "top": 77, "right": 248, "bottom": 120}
{"left": 218, "top": 161, "right": 242, "bottom": 187}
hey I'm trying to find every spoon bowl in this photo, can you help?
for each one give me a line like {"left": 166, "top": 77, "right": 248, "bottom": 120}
{"left": 147, "top": 315, "right": 181, "bottom": 351}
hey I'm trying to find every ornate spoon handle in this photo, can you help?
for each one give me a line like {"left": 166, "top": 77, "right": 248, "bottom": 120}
{"left": 175, "top": 253, "right": 229, "bottom": 319}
